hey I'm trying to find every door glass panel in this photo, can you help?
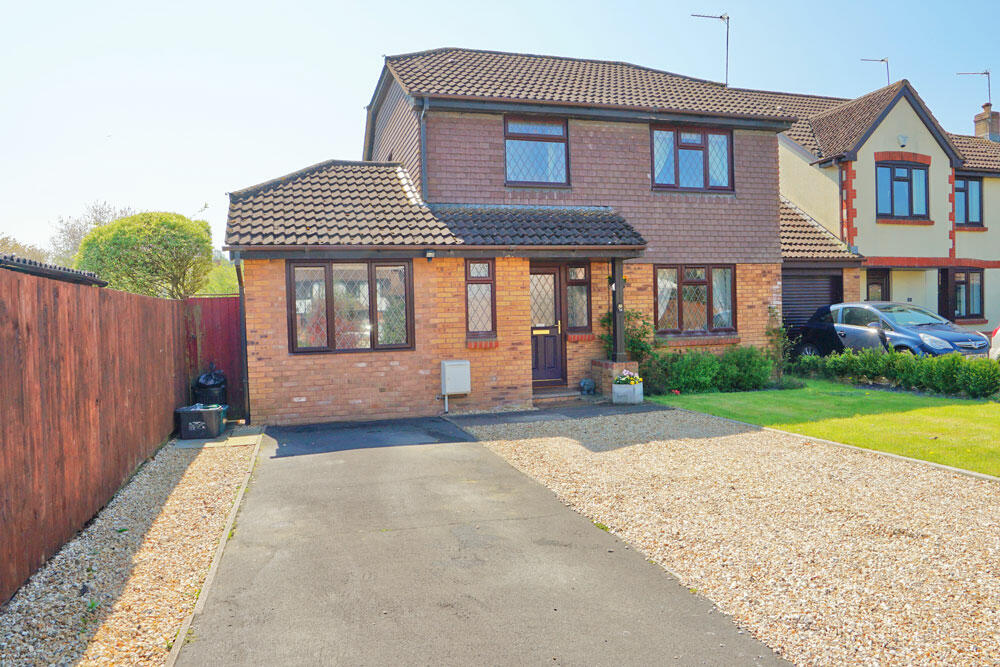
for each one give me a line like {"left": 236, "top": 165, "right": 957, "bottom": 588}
{"left": 868, "top": 282, "right": 882, "bottom": 301}
{"left": 331, "top": 263, "right": 371, "bottom": 349}
{"left": 530, "top": 273, "right": 556, "bottom": 327}
{"left": 293, "top": 267, "right": 327, "bottom": 348}
{"left": 375, "top": 265, "right": 407, "bottom": 346}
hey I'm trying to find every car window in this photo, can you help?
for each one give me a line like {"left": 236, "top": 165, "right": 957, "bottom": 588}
{"left": 841, "top": 306, "right": 874, "bottom": 326}
{"left": 810, "top": 307, "right": 834, "bottom": 324}
{"left": 878, "top": 304, "right": 948, "bottom": 327}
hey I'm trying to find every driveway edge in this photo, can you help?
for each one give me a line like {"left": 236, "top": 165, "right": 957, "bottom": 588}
{"left": 165, "top": 431, "right": 263, "bottom": 667}
{"left": 670, "top": 407, "right": 1000, "bottom": 484}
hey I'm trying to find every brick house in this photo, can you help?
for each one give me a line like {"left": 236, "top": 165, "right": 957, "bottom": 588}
{"left": 227, "top": 48, "right": 840, "bottom": 424}
{"left": 774, "top": 80, "right": 1000, "bottom": 331}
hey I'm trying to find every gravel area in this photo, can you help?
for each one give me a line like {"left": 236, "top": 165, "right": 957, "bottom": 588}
{"left": 0, "top": 440, "right": 255, "bottom": 666}
{"left": 466, "top": 410, "right": 1000, "bottom": 666}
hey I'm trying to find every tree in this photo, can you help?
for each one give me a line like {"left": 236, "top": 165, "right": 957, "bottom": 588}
{"left": 0, "top": 234, "right": 50, "bottom": 263}
{"left": 49, "top": 201, "right": 135, "bottom": 267}
{"left": 196, "top": 250, "right": 239, "bottom": 295}
{"left": 76, "top": 212, "right": 213, "bottom": 299}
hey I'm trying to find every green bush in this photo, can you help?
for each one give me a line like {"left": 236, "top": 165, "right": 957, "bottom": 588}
{"left": 638, "top": 353, "right": 670, "bottom": 395}
{"left": 961, "top": 358, "right": 1000, "bottom": 398}
{"left": 599, "top": 309, "right": 654, "bottom": 363}
{"left": 716, "top": 346, "right": 772, "bottom": 392}
{"left": 665, "top": 351, "right": 721, "bottom": 394}
{"left": 789, "top": 347, "right": 1000, "bottom": 399}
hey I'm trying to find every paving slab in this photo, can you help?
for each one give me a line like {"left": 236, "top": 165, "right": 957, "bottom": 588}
{"left": 177, "top": 417, "right": 783, "bottom": 666}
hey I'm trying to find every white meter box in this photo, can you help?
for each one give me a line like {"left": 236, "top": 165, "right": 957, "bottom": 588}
{"left": 440, "top": 360, "right": 471, "bottom": 395}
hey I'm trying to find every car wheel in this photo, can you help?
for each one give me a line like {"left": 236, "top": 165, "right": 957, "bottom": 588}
{"left": 796, "top": 342, "right": 822, "bottom": 357}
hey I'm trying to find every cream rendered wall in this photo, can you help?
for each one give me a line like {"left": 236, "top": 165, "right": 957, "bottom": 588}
{"left": 778, "top": 135, "right": 840, "bottom": 234}
{"left": 983, "top": 270, "right": 1000, "bottom": 331}
{"left": 954, "top": 175, "right": 1000, "bottom": 259}
{"left": 852, "top": 99, "right": 952, "bottom": 258}
{"left": 890, "top": 270, "right": 936, "bottom": 310}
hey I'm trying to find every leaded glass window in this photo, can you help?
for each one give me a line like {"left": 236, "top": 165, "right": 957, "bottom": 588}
{"left": 505, "top": 117, "right": 568, "bottom": 185}
{"left": 654, "top": 265, "right": 735, "bottom": 333}
{"left": 566, "top": 264, "right": 591, "bottom": 331}
{"left": 293, "top": 266, "right": 327, "bottom": 349}
{"left": 466, "top": 259, "right": 495, "bottom": 336}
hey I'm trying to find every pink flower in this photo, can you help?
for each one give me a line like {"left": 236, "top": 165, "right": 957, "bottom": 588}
{"left": 671, "top": 389, "right": 681, "bottom": 395}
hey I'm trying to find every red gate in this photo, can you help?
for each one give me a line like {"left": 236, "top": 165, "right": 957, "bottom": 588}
{"left": 185, "top": 296, "right": 247, "bottom": 419}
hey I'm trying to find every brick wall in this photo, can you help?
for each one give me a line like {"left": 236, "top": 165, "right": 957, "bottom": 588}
{"left": 843, "top": 267, "right": 862, "bottom": 302}
{"left": 243, "top": 257, "right": 533, "bottom": 425}
{"left": 424, "top": 112, "right": 781, "bottom": 265}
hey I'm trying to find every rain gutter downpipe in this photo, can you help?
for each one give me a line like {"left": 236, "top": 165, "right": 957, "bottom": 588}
{"left": 419, "top": 97, "right": 429, "bottom": 202}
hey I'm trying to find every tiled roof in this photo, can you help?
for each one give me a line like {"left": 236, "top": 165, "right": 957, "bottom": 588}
{"left": 948, "top": 133, "right": 1000, "bottom": 172}
{"left": 428, "top": 204, "right": 645, "bottom": 247}
{"left": 384, "top": 47, "right": 804, "bottom": 122}
{"left": 0, "top": 254, "right": 107, "bottom": 286}
{"left": 779, "top": 197, "right": 861, "bottom": 261}
{"left": 806, "top": 81, "right": 907, "bottom": 159}
{"left": 226, "top": 160, "right": 645, "bottom": 249}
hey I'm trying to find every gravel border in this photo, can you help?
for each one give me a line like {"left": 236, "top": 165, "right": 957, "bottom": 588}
{"left": 0, "top": 437, "right": 257, "bottom": 666}
{"left": 466, "top": 410, "right": 1000, "bottom": 665}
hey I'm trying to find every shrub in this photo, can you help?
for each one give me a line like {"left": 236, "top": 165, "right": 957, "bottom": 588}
{"left": 962, "top": 358, "right": 1000, "bottom": 398}
{"left": 928, "top": 353, "right": 966, "bottom": 395}
{"left": 664, "top": 351, "right": 720, "bottom": 394}
{"left": 887, "top": 350, "right": 920, "bottom": 389}
{"left": 764, "top": 306, "right": 796, "bottom": 383}
{"left": 638, "top": 354, "right": 670, "bottom": 395}
{"left": 716, "top": 346, "right": 772, "bottom": 392}
{"left": 599, "top": 309, "right": 654, "bottom": 363}
{"left": 855, "top": 348, "right": 889, "bottom": 382}
{"left": 789, "top": 353, "right": 824, "bottom": 378}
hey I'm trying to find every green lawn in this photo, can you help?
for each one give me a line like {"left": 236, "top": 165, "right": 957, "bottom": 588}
{"left": 649, "top": 379, "right": 1000, "bottom": 477}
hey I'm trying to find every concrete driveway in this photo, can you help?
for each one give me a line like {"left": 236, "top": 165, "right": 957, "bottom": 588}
{"left": 177, "top": 414, "right": 782, "bottom": 666}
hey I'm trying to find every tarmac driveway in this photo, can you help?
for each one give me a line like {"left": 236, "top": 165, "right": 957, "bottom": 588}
{"left": 177, "top": 414, "right": 782, "bottom": 666}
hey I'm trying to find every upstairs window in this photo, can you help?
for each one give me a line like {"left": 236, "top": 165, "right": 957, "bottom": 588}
{"left": 504, "top": 117, "right": 568, "bottom": 185}
{"left": 876, "top": 163, "right": 928, "bottom": 219}
{"left": 955, "top": 177, "right": 983, "bottom": 226}
{"left": 652, "top": 126, "right": 732, "bottom": 190}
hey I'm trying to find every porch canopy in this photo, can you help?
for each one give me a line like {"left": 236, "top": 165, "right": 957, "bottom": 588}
{"left": 224, "top": 159, "right": 645, "bottom": 360}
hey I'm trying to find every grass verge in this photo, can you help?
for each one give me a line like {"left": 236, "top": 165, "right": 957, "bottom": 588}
{"left": 649, "top": 378, "right": 1000, "bottom": 477}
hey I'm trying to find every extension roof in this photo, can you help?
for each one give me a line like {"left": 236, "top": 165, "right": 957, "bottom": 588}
{"left": 779, "top": 197, "right": 862, "bottom": 262}
{"left": 225, "top": 160, "right": 644, "bottom": 250}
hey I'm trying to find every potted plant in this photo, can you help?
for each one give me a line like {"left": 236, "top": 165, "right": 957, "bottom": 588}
{"left": 611, "top": 369, "right": 644, "bottom": 404}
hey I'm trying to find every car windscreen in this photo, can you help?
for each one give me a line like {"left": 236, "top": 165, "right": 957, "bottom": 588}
{"left": 877, "top": 304, "right": 948, "bottom": 327}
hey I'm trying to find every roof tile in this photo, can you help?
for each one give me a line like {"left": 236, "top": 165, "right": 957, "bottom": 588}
{"left": 779, "top": 197, "right": 862, "bottom": 261}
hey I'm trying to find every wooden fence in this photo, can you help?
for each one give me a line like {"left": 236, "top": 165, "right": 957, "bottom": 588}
{"left": 0, "top": 270, "right": 188, "bottom": 604}
{"left": 185, "top": 296, "right": 246, "bottom": 420}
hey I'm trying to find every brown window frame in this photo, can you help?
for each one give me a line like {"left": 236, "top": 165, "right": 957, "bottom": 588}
{"left": 941, "top": 267, "right": 984, "bottom": 320}
{"left": 653, "top": 264, "right": 737, "bottom": 334}
{"left": 565, "top": 263, "right": 592, "bottom": 333}
{"left": 650, "top": 125, "right": 734, "bottom": 192}
{"left": 504, "top": 116, "right": 570, "bottom": 187}
{"left": 955, "top": 176, "right": 984, "bottom": 227}
{"left": 465, "top": 259, "right": 497, "bottom": 338}
{"left": 285, "top": 259, "right": 415, "bottom": 354}
{"left": 875, "top": 162, "right": 929, "bottom": 220}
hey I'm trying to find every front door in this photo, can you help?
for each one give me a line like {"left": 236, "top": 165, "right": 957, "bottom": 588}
{"left": 867, "top": 269, "right": 890, "bottom": 301}
{"left": 529, "top": 266, "right": 565, "bottom": 385}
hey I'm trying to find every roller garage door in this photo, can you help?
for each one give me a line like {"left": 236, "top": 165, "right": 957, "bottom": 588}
{"left": 782, "top": 271, "right": 843, "bottom": 328}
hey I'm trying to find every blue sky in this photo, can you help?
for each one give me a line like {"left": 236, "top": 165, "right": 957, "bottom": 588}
{"left": 0, "top": 0, "right": 993, "bottom": 251}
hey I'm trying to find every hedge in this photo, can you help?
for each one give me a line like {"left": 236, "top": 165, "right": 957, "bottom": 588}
{"left": 789, "top": 349, "right": 1000, "bottom": 399}
{"left": 639, "top": 346, "right": 772, "bottom": 395}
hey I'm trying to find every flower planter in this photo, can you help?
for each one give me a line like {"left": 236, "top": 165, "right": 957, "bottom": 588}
{"left": 611, "top": 382, "right": 643, "bottom": 404}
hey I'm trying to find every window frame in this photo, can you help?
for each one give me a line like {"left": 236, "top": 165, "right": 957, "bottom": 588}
{"left": 503, "top": 116, "right": 570, "bottom": 187}
{"left": 653, "top": 264, "right": 737, "bottom": 334}
{"left": 565, "top": 263, "right": 592, "bottom": 333}
{"left": 954, "top": 176, "right": 984, "bottom": 227}
{"left": 875, "top": 161, "right": 929, "bottom": 220}
{"left": 464, "top": 259, "right": 497, "bottom": 338}
{"left": 650, "top": 125, "right": 734, "bottom": 192}
{"left": 285, "top": 259, "right": 415, "bottom": 354}
{"left": 943, "top": 267, "right": 985, "bottom": 320}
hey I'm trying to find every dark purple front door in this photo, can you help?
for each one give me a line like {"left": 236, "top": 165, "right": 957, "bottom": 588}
{"left": 530, "top": 267, "right": 565, "bottom": 384}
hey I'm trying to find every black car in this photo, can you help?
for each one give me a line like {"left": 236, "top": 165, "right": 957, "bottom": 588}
{"left": 792, "top": 302, "right": 991, "bottom": 357}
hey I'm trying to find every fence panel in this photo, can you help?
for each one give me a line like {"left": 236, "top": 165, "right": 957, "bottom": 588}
{"left": 184, "top": 296, "right": 246, "bottom": 419}
{"left": 0, "top": 271, "right": 187, "bottom": 604}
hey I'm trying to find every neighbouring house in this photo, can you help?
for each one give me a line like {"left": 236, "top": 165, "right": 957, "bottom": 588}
{"left": 226, "top": 47, "right": 857, "bottom": 424}
{"left": 774, "top": 80, "right": 1000, "bottom": 331}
